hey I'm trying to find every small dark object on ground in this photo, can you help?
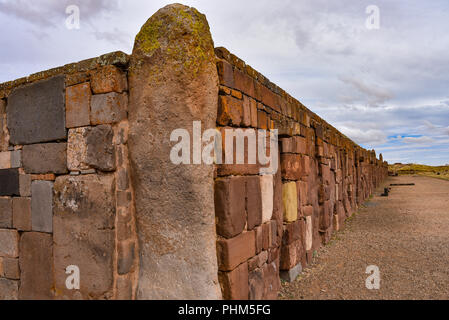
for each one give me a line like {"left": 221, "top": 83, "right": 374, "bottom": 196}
{"left": 381, "top": 187, "right": 389, "bottom": 197}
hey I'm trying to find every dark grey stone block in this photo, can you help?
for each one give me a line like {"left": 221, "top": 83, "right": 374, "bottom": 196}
{"left": 22, "top": 143, "right": 67, "bottom": 174}
{"left": 7, "top": 76, "right": 66, "bottom": 145}
{"left": 0, "top": 169, "right": 20, "bottom": 196}
{"left": 280, "top": 263, "right": 303, "bottom": 282}
{"left": 31, "top": 180, "right": 53, "bottom": 233}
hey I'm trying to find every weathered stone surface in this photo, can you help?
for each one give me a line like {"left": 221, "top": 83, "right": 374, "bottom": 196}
{"left": 91, "top": 92, "right": 128, "bottom": 125}
{"left": 0, "top": 229, "right": 19, "bottom": 258}
{"left": 217, "top": 231, "right": 255, "bottom": 271}
{"left": 246, "top": 176, "right": 262, "bottom": 230}
{"left": 0, "top": 169, "right": 19, "bottom": 196}
{"left": 218, "top": 262, "right": 249, "bottom": 300}
{"left": 282, "top": 182, "right": 298, "bottom": 223}
{"left": 7, "top": 76, "right": 66, "bottom": 145}
{"left": 0, "top": 197, "right": 12, "bottom": 228}
{"left": 31, "top": 181, "right": 53, "bottom": 233}
{"left": 90, "top": 65, "right": 128, "bottom": 94}
{"left": 12, "top": 197, "right": 31, "bottom": 231}
{"left": 260, "top": 175, "right": 274, "bottom": 223}
{"left": 282, "top": 220, "right": 301, "bottom": 246}
{"left": 66, "top": 82, "right": 91, "bottom": 128}
{"left": 67, "top": 125, "right": 115, "bottom": 172}
{"left": 19, "top": 174, "right": 31, "bottom": 197}
{"left": 280, "top": 262, "right": 302, "bottom": 282}
{"left": 128, "top": 4, "right": 221, "bottom": 299}
{"left": 262, "top": 261, "right": 280, "bottom": 300}
{"left": 116, "top": 275, "right": 133, "bottom": 300}
{"left": 118, "top": 240, "right": 135, "bottom": 275}
{"left": 22, "top": 143, "right": 67, "bottom": 174}
{"left": 0, "top": 279, "right": 18, "bottom": 300}
{"left": 19, "top": 232, "right": 54, "bottom": 299}
{"left": 0, "top": 151, "right": 10, "bottom": 169}
{"left": 214, "top": 177, "right": 246, "bottom": 239}
{"left": 53, "top": 174, "right": 115, "bottom": 300}
{"left": 0, "top": 257, "right": 19, "bottom": 279}
{"left": 248, "top": 268, "right": 264, "bottom": 300}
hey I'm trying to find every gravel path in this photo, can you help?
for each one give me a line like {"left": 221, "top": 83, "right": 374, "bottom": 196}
{"left": 280, "top": 175, "right": 449, "bottom": 300}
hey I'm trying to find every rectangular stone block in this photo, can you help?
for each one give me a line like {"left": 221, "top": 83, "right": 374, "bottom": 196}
{"left": 246, "top": 176, "right": 262, "bottom": 230}
{"left": 217, "top": 95, "right": 243, "bottom": 126}
{"left": 280, "top": 239, "right": 302, "bottom": 270}
{"left": 91, "top": 92, "right": 128, "bottom": 125}
{"left": 218, "top": 262, "right": 249, "bottom": 300}
{"left": 0, "top": 151, "right": 10, "bottom": 169}
{"left": 248, "top": 268, "right": 263, "bottom": 300}
{"left": 53, "top": 174, "right": 115, "bottom": 300}
{"left": 19, "top": 174, "right": 31, "bottom": 197}
{"left": 214, "top": 177, "right": 246, "bottom": 239}
{"left": 67, "top": 125, "right": 116, "bottom": 172}
{"left": 0, "top": 169, "right": 19, "bottom": 196}
{"left": 305, "top": 215, "right": 313, "bottom": 251}
{"left": 217, "top": 231, "right": 256, "bottom": 271}
{"left": 0, "top": 197, "right": 12, "bottom": 228}
{"left": 282, "top": 182, "right": 297, "bottom": 223}
{"left": 281, "top": 154, "right": 301, "bottom": 180}
{"left": 0, "top": 257, "right": 20, "bottom": 280}
{"left": 282, "top": 220, "right": 301, "bottom": 246}
{"left": 260, "top": 175, "right": 273, "bottom": 224}
{"left": 0, "top": 279, "right": 18, "bottom": 300}
{"left": 31, "top": 181, "right": 53, "bottom": 233}
{"left": 66, "top": 82, "right": 91, "bottom": 128}
{"left": 22, "top": 143, "right": 68, "bottom": 174}
{"left": 216, "top": 60, "right": 234, "bottom": 88}
{"left": 0, "top": 229, "right": 19, "bottom": 258}
{"left": 13, "top": 197, "right": 31, "bottom": 231}
{"left": 7, "top": 76, "right": 66, "bottom": 145}
{"left": 90, "top": 65, "right": 128, "bottom": 94}
{"left": 19, "top": 232, "right": 54, "bottom": 299}
{"left": 10, "top": 150, "right": 21, "bottom": 168}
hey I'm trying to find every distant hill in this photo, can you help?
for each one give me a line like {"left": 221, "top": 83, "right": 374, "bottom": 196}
{"left": 388, "top": 163, "right": 449, "bottom": 181}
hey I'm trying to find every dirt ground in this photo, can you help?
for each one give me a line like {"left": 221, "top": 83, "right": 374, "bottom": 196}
{"left": 280, "top": 175, "right": 449, "bottom": 300}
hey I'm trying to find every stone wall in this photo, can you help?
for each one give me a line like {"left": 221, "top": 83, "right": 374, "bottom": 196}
{"left": 0, "top": 52, "right": 139, "bottom": 300}
{"left": 213, "top": 47, "right": 388, "bottom": 300}
{"left": 0, "top": 4, "right": 387, "bottom": 300}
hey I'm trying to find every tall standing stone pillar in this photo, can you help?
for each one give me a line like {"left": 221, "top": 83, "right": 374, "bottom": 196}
{"left": 127, "top": 4, "right": 221, "bottom": 299}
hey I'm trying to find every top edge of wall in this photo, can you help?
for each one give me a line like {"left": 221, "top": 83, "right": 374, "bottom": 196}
{"left": 214, "top": 46, "right": 386, "bottom": 164}
{"left": 0, "top": 51, "right": 130, "bottom": 99}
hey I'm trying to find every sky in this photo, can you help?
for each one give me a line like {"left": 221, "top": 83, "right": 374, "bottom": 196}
{"left": 0, "top": 0, "right": 448, "bottom": 165}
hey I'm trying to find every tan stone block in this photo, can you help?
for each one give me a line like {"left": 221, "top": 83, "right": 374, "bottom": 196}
{"left": 282, "top": 182, "right": 297, "bottom": 223}
{"left": 66, "top": 82, "right": 91, "bottom": 128}
{"left": 0, "top": 229, "right": 19, "bottom": 258}
{"left": 0, "top": 279, "right": 18, "bottom": 300}
{"left": 0, "top": 151, "right": 11, "bottom": 169}
{"left": 260, "top": 175, "right": 273, "bottom": 223}
{"left": 0, "top": 257, "right": 19, "bottom": 279}
{"left": 305, "top": 216, "right": 313, "bottom": 251}
{"left": 91, "top": 92, "right": 128, "bottom": 125}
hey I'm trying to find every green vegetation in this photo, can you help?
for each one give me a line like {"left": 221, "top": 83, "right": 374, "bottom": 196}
{"left": 389, "top": 163, "right": 449, "bottom": 181}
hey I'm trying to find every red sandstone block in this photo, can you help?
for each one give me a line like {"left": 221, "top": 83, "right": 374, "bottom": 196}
{"left": 90, "top": 65, "right": 128, "bottom": 94}
{"left": 262, "top": 222, "right": 270, "bottom": 251}
{"left": 280, "top": 138, "right": 294, "bottom": 154}
{"left": 320, "top": 164, "right": 331, "bottom": 185}
{"left": 260, "top": 85, "right": 280, "bottom": 112}
{"left": 268, "top": 247, "right": 279, "bottom": 264}
{"left": 248, "top": 268, "right": 264, "bottom": 300}
{"left": 319, "top": 200, "right": 333, "bottom": 231}
{"left": 217, "top": 231, "right": 256, "bottom": 271}
{"left": 215, "top": 177, "right": 246, "bottom": 239}
{"left": 262, "top": 261, "right": 280, "bottom": 299}
{"left": 281, "top": 154, "right": 301, "bottom": 180}
{"left": 297, "top": 181, "right": 308, "bottom": 206}
{"left": 280, "top": 239, "right": 302, "bottom": 270}
{"left": 302, "top": 205, "right": 314, "bottom": 217}
{"left": 218, "top": 95, "right": 243, "bottom": 126}
{"left": 282, "top": 220, "right": 301, "bottom": 246}
{"left": 294, "top": 136, "right": 307, "bottom": 154}
{"left": 234, "top": 69, "right": 255, "bottom": 98}
{"left": 249, "top": 98, "right": 258, "bottom": 128}
{"left": 270, "top": 220, "right": 278, "bottom": 248}
{"left": 65, "top": 83, "right": 91, "bottom": 128}
{"left": 246, "top": 176, "right": 262, "bottom": 230}
{"left": 257, "top": 110, "right": 268, "bottom": 130}
{"left": 217, "top": 60, "right": 234, "bottom": 88}
{"left": 255, "top": 225, "right": 263, "bottom": 254}
{"left": 219, "top": 262, "right": 249, "bottom": 300}
{"left": 248, "top": 251, "right": 268, "bottom": 271}
{"left": 242, "top": 95, "right": 252, "bottom": 127}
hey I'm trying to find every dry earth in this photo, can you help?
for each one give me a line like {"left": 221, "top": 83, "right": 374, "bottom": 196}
{"left": 280, "top": 175, "right": 449, "bottom": 300}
